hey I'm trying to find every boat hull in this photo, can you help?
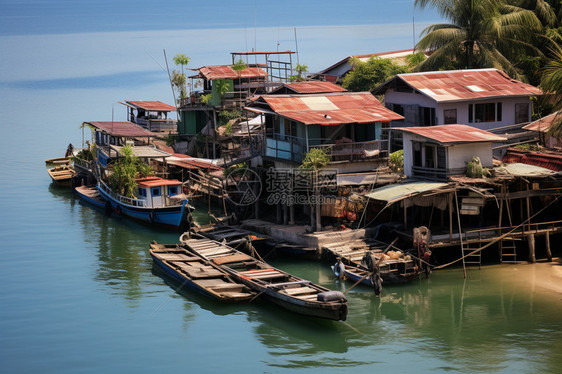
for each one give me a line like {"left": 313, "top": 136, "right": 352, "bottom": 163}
{"left": 149, "top": 243, "right": 255, "bottom": 303}
{"left": 97, "top": 185, "right": 188, "bottom": 230}
{"left": 75, "top": 186, "right": 105, "bottom": 209}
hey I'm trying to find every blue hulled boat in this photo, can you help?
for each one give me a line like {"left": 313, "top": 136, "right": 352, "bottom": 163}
{"left": 97, "top": 177, "right": 190, "bottom": 230}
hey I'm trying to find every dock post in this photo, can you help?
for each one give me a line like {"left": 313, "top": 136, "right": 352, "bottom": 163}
{"left": 546, "top": 232, "right": 552, "bottom": 262}
{"left": 527, "top": 233, "right": 536, "bottom": 263}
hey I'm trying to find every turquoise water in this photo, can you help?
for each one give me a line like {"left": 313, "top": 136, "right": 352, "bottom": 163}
{"left": 1, "top": 10, "right": 562, "bottom": 373}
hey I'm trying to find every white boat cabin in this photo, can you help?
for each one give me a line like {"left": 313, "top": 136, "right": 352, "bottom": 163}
{"left": 137, "top": 177, "right": 184, "bottom": 208}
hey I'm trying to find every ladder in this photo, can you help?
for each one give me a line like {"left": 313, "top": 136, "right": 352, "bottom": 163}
{"left": 499, "top": 237, "right": 518, "bottom": 264}
{"left": 462, "top": 239, "right": 482, "bottom": 269}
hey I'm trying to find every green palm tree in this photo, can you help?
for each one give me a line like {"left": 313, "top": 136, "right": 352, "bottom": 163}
{"left": 541, "top": 47, "right": 562, "bottom": 137}
{"left": 414, "top": 0, "right": 543, "bottom": 76}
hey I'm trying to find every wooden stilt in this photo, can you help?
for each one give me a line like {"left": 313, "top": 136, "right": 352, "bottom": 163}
{"left": 546, "top": 231, "right": 552, "bottom": 262}
{"left": 527, "top": 233, "right": 536, "bottom": 263}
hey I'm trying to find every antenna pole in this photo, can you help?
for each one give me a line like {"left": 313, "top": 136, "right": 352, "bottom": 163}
{"left": 294, "top": 27, "right": 300, "bottom": 66}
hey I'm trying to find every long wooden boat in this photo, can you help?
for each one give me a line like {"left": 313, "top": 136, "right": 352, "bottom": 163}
{"left": 96, "top": 177, "right": 191, "bottom": 230}
{"left": 150, "top": 241, "right": 256, "bottom": 302}
{"left": 47, "top": 164, "right": 76, "bottom": 185}
{"left": 181, "top": 235, "right": 348, "bottom": 321}
{"left": 75, "top": 185, "right": 106, "bottom": 209}
{"left": 45, "top": 156, "right": 71, "bottom": 165}
{"left": 197, "top": 225, "right": 275, "bottom": 254}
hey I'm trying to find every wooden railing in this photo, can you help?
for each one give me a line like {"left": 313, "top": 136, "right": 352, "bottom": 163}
{"left": 412, "top": 166, "right": 448, "bottom": 180}
{"left": 310, "top": 140, "right": 386, "bottom": 162}
{"left": 98, "top": 180, "right": 145, "bottom": 207}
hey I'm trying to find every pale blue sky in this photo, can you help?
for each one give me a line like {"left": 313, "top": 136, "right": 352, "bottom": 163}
{"left": 0, "top": 0, "right": 440, "bottom": 36}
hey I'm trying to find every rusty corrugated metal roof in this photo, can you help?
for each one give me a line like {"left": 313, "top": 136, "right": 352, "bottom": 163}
{"left": 137, "top": 177, "right": 182, "bottom": 188}
{"left": 125, "top": 101, "right": 176, "bottom": 112}
{"left": 196, "top": 65, "right": 268, "bottom": 80}
{"left": 375, "top": 69, "right": 541, "bottom": 102}
{"left": 252, "top": 92, "right": 403, "bottom": 126}
{"left": 523, "top": 111, "right": 561, "bottom": 132}
{"left": 85, "top": 121, "right": 155, "bottom": 137}
{"left": 394, "top": 124, "right": 507, "bottom": 144}
{"left": 284, "top": 81, "right": 347, "bottom": 94}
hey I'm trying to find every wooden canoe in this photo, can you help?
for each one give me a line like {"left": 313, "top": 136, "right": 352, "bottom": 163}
{"left": 45, "top": 156, "right": 71, "bottom": 165}
{"left": 150, "top": 241, "right": 256, "bottom": 303}
{"left": 182, "top": 235, "right": 348, "bottom": 321}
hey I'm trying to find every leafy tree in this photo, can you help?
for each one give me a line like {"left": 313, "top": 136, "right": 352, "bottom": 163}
{"left": 300, "top": 148, "right": 330, "bottom": 170}
{"left": 290, "top": 64, "right": 309, "bottom": 82}
{"left": 342, "top": 57, "right": 407, "bottom": 92}
{"left": 414, "top": 0, "right": 543, "bottom": 77}
{"left": 107, "top": 146, "right": 154, "bottom": 198}
{"left": 389, "top": 150, "right": 404, "bottom": 174}
{"left": 232, "top": 59, "right": 248, "bottom": 74}
{"left": 171, "top": 70, "right": 187, "bottom": 100}
{"left": 541, "top": 46, "right": 562, "bottom": 137}
{"left": 172, "top": 53, "right": 190, "bottom": 100}
{"left": 173, "top": 53, "right": 190, "bottom": 74}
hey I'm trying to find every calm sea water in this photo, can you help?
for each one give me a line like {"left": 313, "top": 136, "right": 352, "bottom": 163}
{"left": 1, "top": 13, "right": 562, "bottom": 373}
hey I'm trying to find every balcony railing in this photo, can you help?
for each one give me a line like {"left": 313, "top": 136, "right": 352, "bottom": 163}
{"left": 265, "top": 134, "right": 387, "bottom": 164}
{"left": 310, "top": 140, "right": 386, "bottom": 162}
{"left": 134, "top": 118, "right": 176, "bottom": 132}
{"left": 412, "top": 166, "right": 448, "bottom": 180}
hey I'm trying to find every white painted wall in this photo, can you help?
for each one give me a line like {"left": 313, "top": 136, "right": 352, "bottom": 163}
{"left": 402, "top": 132, "right": 494, "bottom": 177}
{"left": 448, "top": 143, "right": 494, "bottom": 171}
{"left": 385, "top": 89, "right": 533, "bottom": 129}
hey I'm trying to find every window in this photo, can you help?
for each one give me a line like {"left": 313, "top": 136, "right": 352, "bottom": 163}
{"left": 169, "top": 186, "right": 178, "bottom": 196}
{"left": 469, "top": 103, "right": 501, "bottom": 123}
{"left": 138, "top": 188, "right": 147, "bottom": 197}
{"left": 392, "top": 104, "right": 404, "bottom": 116}
{"left": 443, "top": 109, "right": 457, "bottom": 124}
{"left": 424, "top": 144, "right": 436, "bottom": 168}
{"left": 413, "top": 141, "right": 422, "bottom": 167}
{"left": 151, "top": 187, "right": 161, "bottom": 197}
{"left": 515, "top": 103, "right": 529, "bottom": 123}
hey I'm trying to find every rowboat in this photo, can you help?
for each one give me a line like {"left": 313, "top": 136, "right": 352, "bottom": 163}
{"left": 181, "top": 235, "right": 348, "bottom": 321}
{"left": 150, "top": 241, "right": 256, "bottom": 302}
{"left": 75, "top": 185, "right": 106, "bottom": 209}
{"left": 47, "top": 164, "right": 76, "bottom": 186}
{"left": 96, "top": 177, "right": 191, "bottom": 230}
{"left": 45, "top": 156, "right": 71, "bottom": 165}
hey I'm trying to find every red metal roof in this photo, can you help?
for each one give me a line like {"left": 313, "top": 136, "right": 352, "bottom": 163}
{"left": 137, "top": 176, "right": 182, "bottom": 188}
{"left": 253, "top": 92, "right": 404, "bottom": 126}
{"left": 196, "top": 65, "right": 268, "bottom": 80}
{"left": 393, "top": 124, "right": 507, "bottom": 144}
{"left": 284, "top": 81, "right": 347, "bottom": 94}
{"left": 125, "top": 101, "right": 176, "bottom": 112}
{"left": 522, "top": 111, "right": 561, "bottom": 132}
{"left": 85, "top": 121, "right": 155, "bottom": 137}
{"left": 375, "top": 69, "right": 541, "bottom": 102}
{"left": 502, "top": 149, "right": 562, "bottom": 171}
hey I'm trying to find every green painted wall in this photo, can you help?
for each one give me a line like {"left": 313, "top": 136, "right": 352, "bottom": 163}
{"left": 179, "top": 111, "right": 207, "bottom": 135}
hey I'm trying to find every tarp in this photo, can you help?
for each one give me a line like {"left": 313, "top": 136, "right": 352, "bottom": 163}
{"left": 365, "top": 181, "right": 449, "bottom": 203}
{"left": 494, "top": 163, "right": 556, "bottom": 177}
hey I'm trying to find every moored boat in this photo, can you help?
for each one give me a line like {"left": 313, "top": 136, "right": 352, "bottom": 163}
{"left": 181, "top": 235, "right": 348, "bottom": 321}
{"left": 47, "top": 164, "right": 77, "bottom": 186}
{"left": 96, "top": 177, "right": 191, "bottom": 230}
{"left": 75, "top": 185, "right": 106, "bottom": 209}
{"left": 326, "top": 239, "right": 420, "bottom": 295}
{"left": 150, "top": 241, "right": 256, "bottom": 302}
{"left": 45, "top": 156, "right": 71, "bottom": 165}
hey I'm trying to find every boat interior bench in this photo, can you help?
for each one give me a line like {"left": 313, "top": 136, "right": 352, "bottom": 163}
{"left": 212, "top": 253, "right": 255, "bottom": 265}
{"left": 239, "top": 268, "right": 287, "bottom": 280}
